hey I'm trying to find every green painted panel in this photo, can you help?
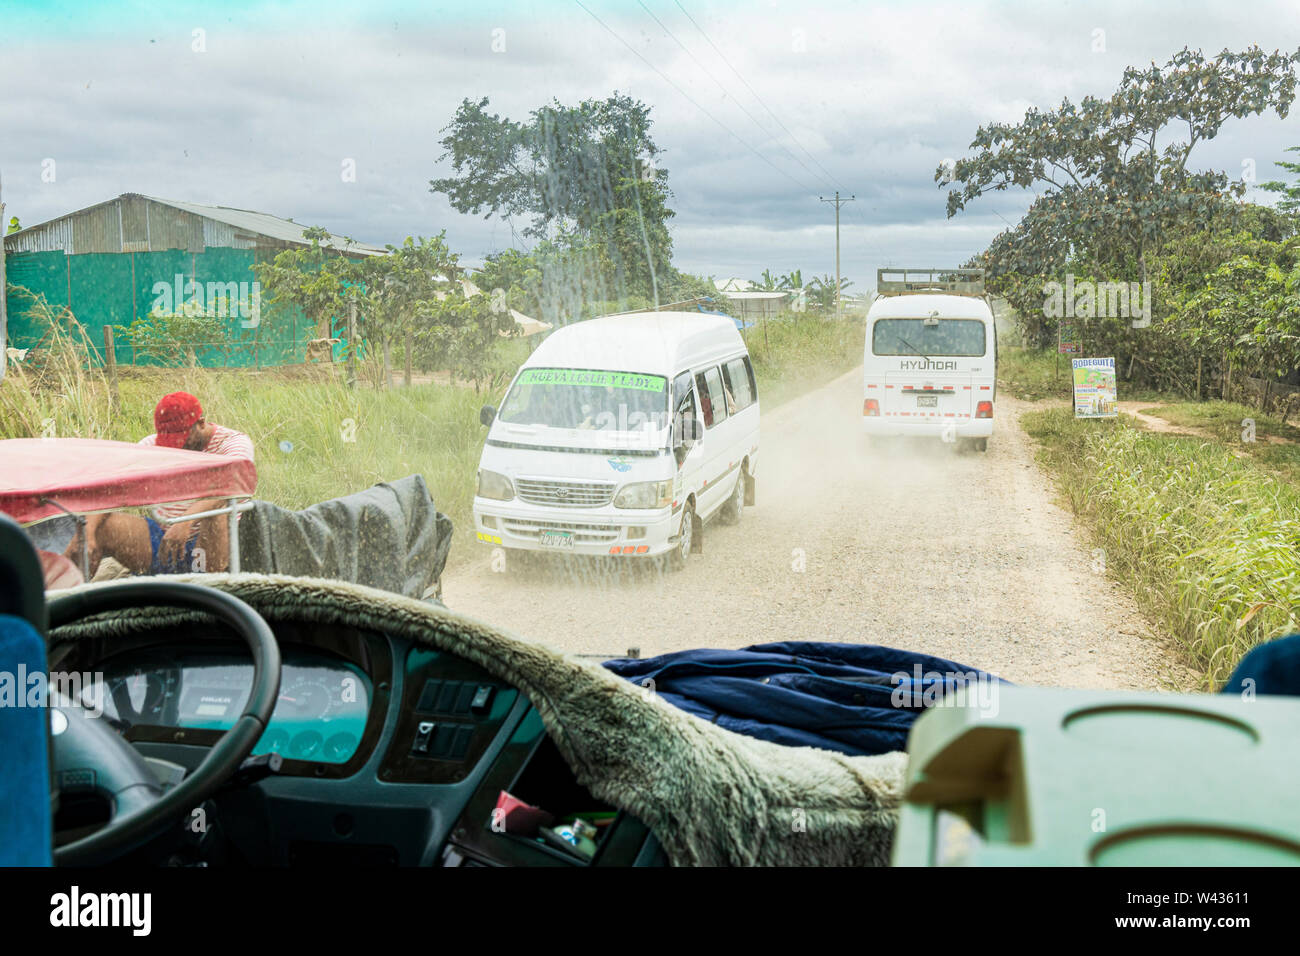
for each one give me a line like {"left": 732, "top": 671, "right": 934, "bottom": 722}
{"left": 4, "top": 248, "right": 317, "bottom": 368}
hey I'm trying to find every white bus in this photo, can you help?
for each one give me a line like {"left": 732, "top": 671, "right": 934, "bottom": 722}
{"left": 862, "top": 267, "right": 996, "bottom": 452}
{"left": 474, "top": 311, "right": 759, "bottom": 570}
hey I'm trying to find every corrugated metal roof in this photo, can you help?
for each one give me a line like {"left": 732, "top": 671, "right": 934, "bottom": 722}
{"left": 144, "top": 196, "right": 388, "bottom": 256}
{"left": 3, "top": 193, "right": 389, "bottom": 257}
{"left": 719, "top": 290, "right": 788, "bottom": 300}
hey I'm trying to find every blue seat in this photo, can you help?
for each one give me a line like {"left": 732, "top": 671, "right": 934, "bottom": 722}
{"left": 0, "top": 513, "right": 52, "bottom": 866}
{"left": 1220, "top": 633, "right": 1300, "bottom": 698}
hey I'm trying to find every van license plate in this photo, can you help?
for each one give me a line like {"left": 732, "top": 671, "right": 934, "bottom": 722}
{"left": 916, "top": 395, "right": 938, "bottom": 408}
{"left": 539, "top": 530, "right": 574, "bottom": 549}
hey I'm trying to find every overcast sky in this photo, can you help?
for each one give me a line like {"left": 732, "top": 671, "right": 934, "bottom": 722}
{"left": 3, "top": 0, "right": 1297, "bottom": 292}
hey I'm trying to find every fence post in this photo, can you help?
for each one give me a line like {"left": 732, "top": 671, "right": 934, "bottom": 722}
{"left": 346, "top": 298, "right": 357, "bottom": 389}
{"left": 103, "top": 325, "right": 119, "bottom": 408}
{"left": 404, "top": 330, "right": 412, "bottom": 387}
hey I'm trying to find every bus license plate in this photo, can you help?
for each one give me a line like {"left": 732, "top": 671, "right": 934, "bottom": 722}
{"left": 539, "top": 530, "right": 574, "bottom": 549}
{"left": 916, "top": 395, "right": 938, "bottom": 408}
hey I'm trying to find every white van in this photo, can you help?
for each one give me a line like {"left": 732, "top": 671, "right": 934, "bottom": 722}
{"left": 473, "top": 311, "right": 759, "bottom": 569}
{"left": 862, "top": 267, "right": 996, "bottom": 451}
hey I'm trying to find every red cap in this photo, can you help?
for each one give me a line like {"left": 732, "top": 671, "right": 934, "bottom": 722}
{"left": 154, "top": 392, "right": 203, "bottom": 448}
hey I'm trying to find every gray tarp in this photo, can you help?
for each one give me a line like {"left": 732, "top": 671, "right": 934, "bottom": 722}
{"left": 237, "top": 474, "right": 451, "bottom": 602}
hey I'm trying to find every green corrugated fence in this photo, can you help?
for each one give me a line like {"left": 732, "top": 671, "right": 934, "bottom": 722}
{"left": 3, "top": 247, "right": 320, "bottom": 367}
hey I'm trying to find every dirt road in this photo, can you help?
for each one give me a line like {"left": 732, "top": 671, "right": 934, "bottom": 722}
{"left": 445, "top": 368, "right": 1192, "bottom": 689}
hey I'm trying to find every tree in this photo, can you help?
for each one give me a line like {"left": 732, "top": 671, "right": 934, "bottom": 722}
{"left": 430, "top": 94, "right": 675, "bottom": 306}
{"left": 253, "top": 225, "right": 366, "bottom": 348}
{"left": 944, "top": 45, "right": 1300, "bottom": 343}
{"left": 807, "top": 274, "right": 853, "bottom": 313}
{"left": 1261, "top": 145, "right": 1300, "bottom": 214}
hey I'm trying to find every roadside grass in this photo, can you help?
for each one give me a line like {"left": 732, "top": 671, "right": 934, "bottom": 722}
{"left": 1139, "top": 400, "right": 1300, "bottom": 443}
{"left": 745, "top": 314, "right": 865, "bottom": 408}
{"left": 3, "top": 312, "right": 863, "bottom": 566}
{"left": 997, "top": 347, "right": 1073, "bottom": 401}
{"left": 1021, "top": 406, "right": 1300, "bottom": 687}
{"left": 998, "top": 347, "right": 1167, "bottom": 404}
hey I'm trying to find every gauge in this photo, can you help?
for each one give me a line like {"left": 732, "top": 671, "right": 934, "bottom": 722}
{"left": 289, "top": 730, "right": 323, "bottom": 759}
{"left": 324, "top": 732, "right": 360, "bottom": 762}
{"left": 257, "top": 728, "right": 291, "bottom": 755}
{"left": 276, "top": 678, "right": 334, "bottom": 720}
{"left": 108, "top": 668, "right": 178, "bottom": 723}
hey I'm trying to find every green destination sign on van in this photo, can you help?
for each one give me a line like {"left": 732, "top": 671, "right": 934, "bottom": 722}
{"left": 518, "top": 369, "right": 667, "bottom": 392}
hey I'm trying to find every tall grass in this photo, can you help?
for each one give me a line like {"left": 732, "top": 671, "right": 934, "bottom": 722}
{"left": 745, "top": 314, "right": 865, "bottom": 408}
{"left": 1022, "top": 407, "right": 1300, "bottom": 686}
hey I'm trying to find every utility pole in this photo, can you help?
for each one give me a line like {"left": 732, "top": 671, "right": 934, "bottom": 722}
{"left": 819, "top": 191, "right": 854, "bottom": 317}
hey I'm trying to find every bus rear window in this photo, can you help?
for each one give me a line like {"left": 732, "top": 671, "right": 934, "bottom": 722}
{"left": 872, "top": 318, "right": 986, "bottom": 357}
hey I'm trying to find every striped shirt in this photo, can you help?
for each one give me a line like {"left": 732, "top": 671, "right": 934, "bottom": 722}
{"left": 139, "top": 424, "right": 255, "bottom": 522}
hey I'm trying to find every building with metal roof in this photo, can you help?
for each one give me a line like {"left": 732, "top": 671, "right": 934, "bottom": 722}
{"left": 4, "top": 193, "right": 386, "bottom": 257}
{"left": 3, "top": 194, "right": 385, "bottom": 368}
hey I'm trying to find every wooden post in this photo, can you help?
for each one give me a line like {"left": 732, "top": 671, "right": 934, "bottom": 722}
{"left": 404, "top": 330, "right": 412, "bottom": 387}
{"left": 383, "top": 337, "right": 392, "bottom": 389}
{"left": 346, "top": 298, "right": 357, "bottom": 388}
{"left": 1196, "top": 355, "right": 1203, "bottom": 402}
{"left": 103, "top": 325, "right": 119, "bottom": 408}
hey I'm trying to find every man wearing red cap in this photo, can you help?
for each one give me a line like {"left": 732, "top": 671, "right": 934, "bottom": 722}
{"left": 66, "top": 392, "right": 255, "bottom": 576}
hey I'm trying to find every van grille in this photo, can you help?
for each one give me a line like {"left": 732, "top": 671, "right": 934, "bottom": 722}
{"left": 514, "top": 478, "right": 615, "bottom": 508}
{"left": 501, "top": 518, "right": 620, "bottom": 543}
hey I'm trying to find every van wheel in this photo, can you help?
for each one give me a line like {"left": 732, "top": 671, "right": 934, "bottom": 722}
{"left": 666, "top": 502, "right": 694, "bottom": 571}
{"left": 975, "top": 438, "right": 988, "bottom": 452}
{"left": 720, "top": 468, "right": 746, "bottom": 525}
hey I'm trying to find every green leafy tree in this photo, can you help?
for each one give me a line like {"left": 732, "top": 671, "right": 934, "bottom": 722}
{"left": 1260, "top": 145, "right": 1300, "bottom": 214}
{"left": 946, "top": 45, "right": 1300, "bottom": 349}
{"left": 806, "top": 274, "right": 853, "bottom": 313}
{"left": 253, "top": 225, "right": 366, "bottom": 351}
{"left": 430, "top": 94, "right": 675, "bottom": 307}
{"left": 778, "top": 270, "right": 804, "bottom": 291}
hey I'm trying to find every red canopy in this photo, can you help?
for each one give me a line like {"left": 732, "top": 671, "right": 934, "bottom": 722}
{"left": 0, "top": 438, "right": 257, "bottom": 525}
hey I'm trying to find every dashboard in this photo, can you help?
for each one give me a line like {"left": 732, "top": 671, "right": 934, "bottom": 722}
{"left": 88, "top": 650, "right": 371, "bottom": 764}
{"left": 48, "top": 617, "right": 664, "bottom": 867}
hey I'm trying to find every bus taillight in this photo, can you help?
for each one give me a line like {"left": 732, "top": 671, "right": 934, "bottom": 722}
{"left": 975, "top": 401, "right": 993, "bottom": 419}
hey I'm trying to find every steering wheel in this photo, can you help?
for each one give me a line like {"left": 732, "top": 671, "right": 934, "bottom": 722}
{"left": 47, "top": 580, "right": 281, "bottom": 866}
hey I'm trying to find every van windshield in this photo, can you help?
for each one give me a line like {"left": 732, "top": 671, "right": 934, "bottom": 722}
{"left": 498, "top": 368, "right": 670, "bottom": 430}
{"left": 872, "top": 318, "right": 986, "bottom": 357}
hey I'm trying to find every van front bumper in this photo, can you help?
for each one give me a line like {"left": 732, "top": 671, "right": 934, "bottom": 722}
{"left": 473, "top": 498, "right": 680, "bottom": 557}
{"left": 862, "top": 417, "right": 993, "bottom": 439}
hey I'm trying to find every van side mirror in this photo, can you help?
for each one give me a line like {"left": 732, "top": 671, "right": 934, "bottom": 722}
{"left": 674, "top": 409, "right": 701, "bottom": 450}
{"left": 479, "top": 405, "right": 496, "bottom": 427}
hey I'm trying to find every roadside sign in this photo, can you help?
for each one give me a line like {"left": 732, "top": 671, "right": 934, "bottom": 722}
{"left": 1057, "top": 320, "right": 1081, "bottom": 354}
{"left": 1072, "top": 358, "right": 1117, "bottom": 418}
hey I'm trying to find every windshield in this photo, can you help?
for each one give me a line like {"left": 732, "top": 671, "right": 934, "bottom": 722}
{"left": 498, "top": 368, "right": 669, "bottom": 430}
{"left": 872, "top": 318, "right": 987, "bottom": 357}
{"left": 4, "top": 0, "right": 1297, "bottom": 882}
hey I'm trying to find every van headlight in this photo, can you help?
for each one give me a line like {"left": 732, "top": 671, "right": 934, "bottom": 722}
{"left": 614, "top": 479, "right": 672, "bottom": 509}
{"left": 477, "top": 470, "right": 514, "bottom": 501}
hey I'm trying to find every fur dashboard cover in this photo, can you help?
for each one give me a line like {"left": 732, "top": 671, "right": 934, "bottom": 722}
{"left": 49, "top": 574, "right": 906, "bottom": 866}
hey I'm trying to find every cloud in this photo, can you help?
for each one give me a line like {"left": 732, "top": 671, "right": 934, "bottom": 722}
{"left": 2, "top": 0, "right": 1296, "bottom": 289}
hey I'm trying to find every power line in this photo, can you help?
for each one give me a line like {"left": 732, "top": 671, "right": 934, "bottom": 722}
{"left": 669, "top": 0, "right": 877, "bottom": 268}
{"left": 573, "top": 0, "right": 819, "bottom": 195}
{"left": 672, "top": 0, "right": 847, "bottom": 194}
{"left": 635, "top": 0, "right": 834, "bottom": 194}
